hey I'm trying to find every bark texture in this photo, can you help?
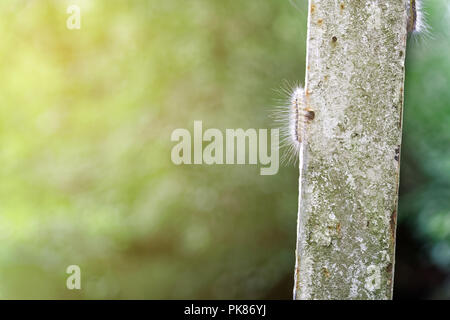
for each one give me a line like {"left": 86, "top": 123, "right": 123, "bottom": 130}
{"left": 294, "top": 0, "right": 407, "bottom": 300}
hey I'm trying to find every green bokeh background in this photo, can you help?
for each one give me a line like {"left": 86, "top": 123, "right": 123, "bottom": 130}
{"left": 0, "top": 0, "right": 448, "bottom": 299}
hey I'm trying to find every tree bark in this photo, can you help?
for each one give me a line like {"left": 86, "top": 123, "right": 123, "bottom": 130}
{"left": 294, "top": 0, "right": 407, "bottom": 300}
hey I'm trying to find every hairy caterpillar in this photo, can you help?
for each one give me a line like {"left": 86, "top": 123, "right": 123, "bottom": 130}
{"left": 407, "top": 0, "right": 429, "bottom": 36}
{"left": 273, "top": 84, "right": 314, "bottom": 164}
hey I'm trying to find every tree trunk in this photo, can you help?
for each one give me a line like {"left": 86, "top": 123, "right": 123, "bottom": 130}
{"left": 293, "top": 0, "right": 407, "bottom": 300}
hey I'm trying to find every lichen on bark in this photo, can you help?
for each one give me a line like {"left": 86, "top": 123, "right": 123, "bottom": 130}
{"left": 294, "top": 0, "right": 407, "bottom": 300}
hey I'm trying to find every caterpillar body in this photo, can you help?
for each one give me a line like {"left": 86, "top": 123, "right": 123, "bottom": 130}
{"left": 290, "top": 86, "right": 314, "bottom": 146}
{"left": 407, "top": 0, "right": 428, "bottom": 36}
{"left": 274, "top": 85, "right": 314, "bottom": 164}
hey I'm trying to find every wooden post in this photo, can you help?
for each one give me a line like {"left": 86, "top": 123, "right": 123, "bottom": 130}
{"left": 294, "top": 0, "right": 407, "bottom": 299}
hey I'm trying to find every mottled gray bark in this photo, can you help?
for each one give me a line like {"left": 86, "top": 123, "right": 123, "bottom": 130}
{"left": 294, "top": 0, "right": 407, "bottom": 300}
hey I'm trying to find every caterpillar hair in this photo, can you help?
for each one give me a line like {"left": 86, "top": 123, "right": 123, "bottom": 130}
{"left": 272, "top": 84, "right": 315, "bottom": 165}
{"left": 407, "top": 0, "right": 429, "bottom": 37}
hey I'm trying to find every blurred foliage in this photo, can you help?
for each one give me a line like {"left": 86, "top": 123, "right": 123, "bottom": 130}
{"left": 399, "top": 0, "right": 450, "bottom": 298}
{"left": 0, "top": 0, "right": 448, "bottom": 299}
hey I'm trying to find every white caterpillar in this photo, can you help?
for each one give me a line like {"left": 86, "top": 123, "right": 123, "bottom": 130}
{"left": 407, "top": 0, "right": 429, "bottom": 36}
{"left": 273, "top": 84, "right": 314, "bottom": 164}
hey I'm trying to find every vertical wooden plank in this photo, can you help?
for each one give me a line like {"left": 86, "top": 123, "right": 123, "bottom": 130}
{"left": 294, "top": 0, "right": 407, "bottom": 299}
